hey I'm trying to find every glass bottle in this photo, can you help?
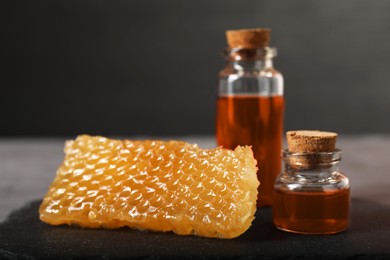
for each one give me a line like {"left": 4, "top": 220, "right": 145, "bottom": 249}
{"left": 273, "top": 149, "right": 350, "bottom": 234}
{"left": 216, "top": 31, "right": 284, "bottom": 207}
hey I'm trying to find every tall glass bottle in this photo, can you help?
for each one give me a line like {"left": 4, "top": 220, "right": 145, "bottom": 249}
{"left": 216, "top": 28, "right": 284, "bottom": 207}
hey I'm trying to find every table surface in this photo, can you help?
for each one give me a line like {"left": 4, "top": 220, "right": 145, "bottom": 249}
{"left": 1, "top": 135, "right": 390, "bottom": 222}
{"left": 1, "top": 135, "right": 390, "bottom": 258}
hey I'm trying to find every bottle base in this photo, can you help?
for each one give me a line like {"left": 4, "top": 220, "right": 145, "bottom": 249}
{"left": 274, "top": 223, "right": 349, "bottom": 235}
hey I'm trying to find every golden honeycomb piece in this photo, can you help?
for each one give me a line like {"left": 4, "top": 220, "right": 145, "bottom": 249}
{"left": 39, "top": 135, "right": 259, "bottom": 239}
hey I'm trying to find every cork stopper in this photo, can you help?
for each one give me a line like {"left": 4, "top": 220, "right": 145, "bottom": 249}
{"left": 285, "top": 130, "right": 339, "bottom": 169}
{"left": 286, "top": 130, "right": 337, "bottom": 153}
{"left": 226, "top": 28, "right": 271, "bottom": 49}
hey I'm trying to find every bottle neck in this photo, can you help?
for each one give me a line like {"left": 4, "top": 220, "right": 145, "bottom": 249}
{"left": 283, "top": 149, "right": 342, "bottom": 177}
{"left": 284, "top": 161, "right": 340, "bottom": 177}
{"left": 225, "top": 47, "right": 277, "bottom": 71}
{"left": 231, "top": 59, "right": 273, "bottom": 71}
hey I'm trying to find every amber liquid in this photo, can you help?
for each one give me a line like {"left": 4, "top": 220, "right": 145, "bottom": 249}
{"left": 273, "top": 188, "right": 350, "bottom": 234}
{"left": 216, "top": 95, "right": 284, "bottom": 207}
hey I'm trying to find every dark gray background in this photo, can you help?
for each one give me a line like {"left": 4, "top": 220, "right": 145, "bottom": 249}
{"left": 2, "top": 0, "right": 390, "bottom": 136}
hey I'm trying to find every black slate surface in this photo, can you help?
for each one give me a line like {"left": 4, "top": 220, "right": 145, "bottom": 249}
{"left": 1, "top": 199, "right": 390, "bottom": 259}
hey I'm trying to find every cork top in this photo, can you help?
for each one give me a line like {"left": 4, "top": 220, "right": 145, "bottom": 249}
{"left": 226, "top": 28, "right": 271, "bottom": 49}
{"left": 286, "top": 130, "right": 338, "bottom": 153}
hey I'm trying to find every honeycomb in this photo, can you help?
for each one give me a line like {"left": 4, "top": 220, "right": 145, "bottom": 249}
{"left": 39, "top": 135, "right": 259, "bottom": 239}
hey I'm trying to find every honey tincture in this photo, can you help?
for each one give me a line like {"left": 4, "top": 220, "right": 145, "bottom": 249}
{"left": 273, "top": 130, "right": 350, "bottom": 234}
{"left": 216, "top": 28, "right": 284, "bottom": 207}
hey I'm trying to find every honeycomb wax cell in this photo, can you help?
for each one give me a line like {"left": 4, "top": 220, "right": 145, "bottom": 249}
{"left": 39, "top": 135, "right": 259, "bottom": 239}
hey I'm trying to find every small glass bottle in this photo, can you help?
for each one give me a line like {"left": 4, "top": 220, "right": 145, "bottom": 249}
{"left": 216, "top": 28, "right": 284, "bottom": 207}
{"left": 273, "top": 131, "right": 350, "bottom": 234}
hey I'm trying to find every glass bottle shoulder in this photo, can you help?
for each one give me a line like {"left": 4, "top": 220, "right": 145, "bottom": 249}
{"left": 218, "top": 63, "right": 283, "bottom": 96}
{"left": 274, "top": 171, "right": 350, "bottom": 193}
{"left": 219, "top": 64, "right": 282, "bottom": 78}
